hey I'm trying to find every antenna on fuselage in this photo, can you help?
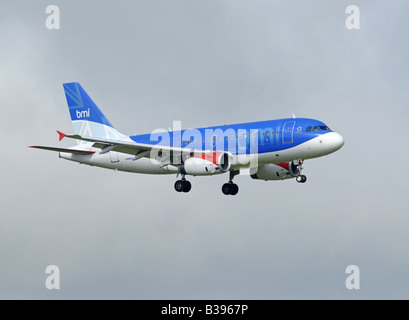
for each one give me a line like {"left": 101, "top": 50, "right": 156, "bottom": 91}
{"left": 292, "top": 113, "right": 296, "bottom": 118}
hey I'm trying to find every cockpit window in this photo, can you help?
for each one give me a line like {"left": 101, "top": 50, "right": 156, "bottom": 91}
{"left": 313, "top": 126, "right": 319, "bottom": 131}
{"left": 306, "top": 126, "right": 312, "bottom": 132}
{"left": 319, "top": 126, "right": 330, "bottom": 131}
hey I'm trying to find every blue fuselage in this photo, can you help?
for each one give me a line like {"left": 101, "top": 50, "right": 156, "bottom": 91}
{"left": 130, "top": 118, "right": 333, "bottom": 155}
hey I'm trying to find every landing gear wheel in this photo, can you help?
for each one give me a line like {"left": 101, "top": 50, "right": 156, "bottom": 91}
{"left": 183, "top": 180, "right": 191, "bottom": 193}
{"left": 230, "top": 184, "right": 239, "bottom": 195}
{"left": 174, "top": 180, "right": 184, "bottom": 192}
{"left": 296, "top": 175, "right": 307, "bottom": 183}
{"left": 222, "top": 183, "right": 239, "bottom": 195}
{"left": 222, "top": 183, "right": 231, "bottom": 195}
{"left": 175, "top": 180, "right": 192, "bottom": 193}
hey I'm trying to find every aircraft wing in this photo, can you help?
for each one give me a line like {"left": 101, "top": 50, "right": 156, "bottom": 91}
{"left": 56, "top": 131, "right": 209, "bottom": 159}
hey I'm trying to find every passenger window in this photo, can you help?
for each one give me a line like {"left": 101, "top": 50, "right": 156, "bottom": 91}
{"left": 313, "top": 126, "right": 319, "bottom": 131}
{"left": 306, "top": 126, "right": 312, "bottom": 132}
{"left": 271, "top": 131, "right": 274, "bottom": 135}
{"left": 266, "top": 131, "right": 270, "bottom": 136}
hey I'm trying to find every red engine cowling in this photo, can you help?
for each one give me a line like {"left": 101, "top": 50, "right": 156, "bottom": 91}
{"left": 179, "top": 152, "right": 231, "bottom": 176}
{"left": 250, "top": 161, "right": 300, "bottom": 180}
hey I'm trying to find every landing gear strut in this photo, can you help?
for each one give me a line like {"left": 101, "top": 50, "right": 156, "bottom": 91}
{"left": 222, "top": 170, "right": 240, "bottom": 196}
{"left": 295, "top": 158, "right": 307, "bottom": 183}
{"left": 174, "top": 176, "right": 191, "bottom": 193}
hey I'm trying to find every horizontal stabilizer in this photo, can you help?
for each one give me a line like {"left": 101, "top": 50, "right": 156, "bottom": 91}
{"left": 29, "top": 146, "right": 95, "bottom": 155}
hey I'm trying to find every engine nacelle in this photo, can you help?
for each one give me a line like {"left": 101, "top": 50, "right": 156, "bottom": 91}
{"left": 250, "top": 161, "right": 300, "bottom": 181}
{"left": 179, "top": 152, "right": 231, "bottom": 176}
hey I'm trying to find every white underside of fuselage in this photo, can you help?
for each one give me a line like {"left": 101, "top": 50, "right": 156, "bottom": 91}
{"left": 59, "top": 133, "right": 342, "bottom": 176}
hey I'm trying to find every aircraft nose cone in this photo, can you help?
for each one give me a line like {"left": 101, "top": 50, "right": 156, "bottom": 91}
{"left": 327, "top": 132, "right": 344, "bottom": 152}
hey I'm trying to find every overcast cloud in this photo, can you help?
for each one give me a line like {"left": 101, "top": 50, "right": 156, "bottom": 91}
{"left": 1, "top": 0, "right": 409, "bottom": 299}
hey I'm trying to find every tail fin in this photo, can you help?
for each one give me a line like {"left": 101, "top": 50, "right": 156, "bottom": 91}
{"left": 63, "top": 82, "right": 127, "bottom": 141}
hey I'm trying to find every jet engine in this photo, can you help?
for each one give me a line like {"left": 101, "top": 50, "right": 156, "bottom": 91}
{"left": 250, "top": 161, "right": 301, "bottom": 180}
{"left": 179, "top": 152, "right": 231, "bottom": 176}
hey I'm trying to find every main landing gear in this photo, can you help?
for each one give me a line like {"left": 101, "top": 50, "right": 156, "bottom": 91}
{"left": 295, "top": 158, "right": 307, "bottom": 183}
{"left": 174, "top": 176, "right": 191, "bottom": 193}
{"left": 174, "top": 170, "right": 241, "bottom": 195}
{"left": 222, "top": 170, "right": 240, "bottom": 196}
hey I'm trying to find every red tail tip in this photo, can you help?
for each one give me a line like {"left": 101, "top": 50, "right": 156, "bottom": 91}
{"left": 57, "top": 131, "right": 66, "bottom": 141}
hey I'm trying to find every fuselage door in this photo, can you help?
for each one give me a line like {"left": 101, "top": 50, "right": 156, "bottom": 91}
{"left": 283, "top": 121, "right": 295, "bottom": 144}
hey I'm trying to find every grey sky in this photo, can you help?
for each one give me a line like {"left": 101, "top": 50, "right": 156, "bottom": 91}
{"left": 1, "top": 0, "right": 409, "bottom": 299}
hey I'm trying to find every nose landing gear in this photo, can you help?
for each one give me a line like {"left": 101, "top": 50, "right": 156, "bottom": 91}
{"left": 295, "top": 158, "right": 307, "bottom": 183}
{"left": 296, "top": 175, "right": 307, "bottom": 183}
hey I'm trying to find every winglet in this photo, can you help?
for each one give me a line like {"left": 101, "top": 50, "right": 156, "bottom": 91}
{"left": 57, "top": 131, "right": 66, "bottom": 141}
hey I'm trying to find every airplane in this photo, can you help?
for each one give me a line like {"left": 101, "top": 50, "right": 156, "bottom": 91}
{"left": 30, "top": 82, "right": 344, "bottom": 195}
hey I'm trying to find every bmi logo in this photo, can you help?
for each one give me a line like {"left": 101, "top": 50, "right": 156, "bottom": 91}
{"left": 76, "top": 108, "right": 90, "bottom": 119}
